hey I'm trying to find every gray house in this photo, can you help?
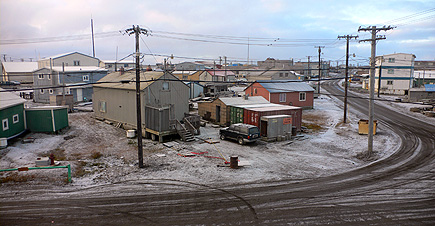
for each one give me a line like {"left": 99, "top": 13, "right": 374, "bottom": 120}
{"left": 1, "top": 62, "right": 38, "bottom": 84}
{"left": 38, "top": 52, "right": 100, "bottom": 68}
{"left": 175, "top": 62, "right": 206, "bottom": 71}
{"left": 93, "top": 71, "right": 190, "bottom": 142}
{"left": 33, "top": 66, "right": 108, "bottom": 103}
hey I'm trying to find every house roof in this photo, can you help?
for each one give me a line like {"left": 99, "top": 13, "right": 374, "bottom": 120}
{"left": 34, "top": 66, "right": 107, "bottom": 73}
{"left": 205, "top": 69, "right": 236, "bottom": 76}
{"left": 172, "top": 71, "right": 198, "bottom": 75}
{"left": 245, "top": 105, "right": 301, "bottom": 112}
{"left": 425, "top": 84, "right": 435, "bottom": 92}
{"left": 250, "top": 80, "right": 315, "bottom": 93}
{"left": 218, "top": 96, "right": 269, "bottom": 106}
{"left": 42, "top": 52, "right": 99, "bottom": 60}
{"left": 103, "top": 60, "right": 135, "bottom": 64}
{"left": 0, "top": 88, "right": 26, "bottom": 110}
{"left": 93, "top": 71, "right": 179, "bottom": 90}
{"left": 2, "top": 62, "right": 38, "bottom": 73}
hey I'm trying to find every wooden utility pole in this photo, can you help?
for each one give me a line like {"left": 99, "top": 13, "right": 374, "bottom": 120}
{"left": 315, "top": 46, "right": 324, "bottom": 94}
{"left": 338, "top": 35, "right": 358, "bottom": 123}
{"left": 306, "top": 56, "right": 311, "bottom": 78}
{"left": 358, "top": 25, "right": 393, "bottom": 157}
{"left": 125, "top": 25, "right": 149, "bottom": 168}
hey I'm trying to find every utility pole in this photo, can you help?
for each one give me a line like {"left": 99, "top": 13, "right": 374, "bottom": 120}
{"left": 224, "top": 56, "right": 227, "bottom": 81}
{"left": 91, "top": 18, "right": 96, "bottom": 58}
{"left": 377, "top": 56, "right": 383, "bottom": 97}
{"left": 315, "top": 46, "right": 324, "bottom": 94}
{"left": 358, "top": 25, "right": 394, "bottom": 158}
{"left": 338, "top": 35, "right": 358, "bottom": 123}
{"left": 306, "top": 56, "right": 311, "bottom": 79}
{"left": 125, "top": 25, "right": 149, "bottom": 168}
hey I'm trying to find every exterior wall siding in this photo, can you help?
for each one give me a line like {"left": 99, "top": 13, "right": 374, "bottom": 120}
{"left": 0, "top": 104, "right": 25, "bottom": 139}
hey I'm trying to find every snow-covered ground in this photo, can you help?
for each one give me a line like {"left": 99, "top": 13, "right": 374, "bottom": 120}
{"left": 1, "top": 92, "right": 404, "bottom": 190}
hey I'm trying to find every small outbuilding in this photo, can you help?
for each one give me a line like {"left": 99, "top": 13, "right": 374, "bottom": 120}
{"left": 25, "top": 106, "right": 69, "bottom": 132}
{"left": 0, "top": 89, "right": 26, "bottom": 139}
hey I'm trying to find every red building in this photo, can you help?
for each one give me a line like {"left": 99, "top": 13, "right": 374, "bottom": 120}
{"left": 245, "top": 80, "right": 315, "bottom": 109}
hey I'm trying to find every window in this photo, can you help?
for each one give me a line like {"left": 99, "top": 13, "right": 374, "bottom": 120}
{"left": 83, "top": 75, "right": 89, "bottom": 81}
{"left": 2, "top": 119, "right": 8, "bottom": 131}
{"left": 13, "top": 114, "right": 19, "bottom": 124}
{"left": 279, "top": 73, "right": 283, "bottom": 77}
{"left": 388, "top": 58, "right": 395, "bottom": 63}
{"left": 254, "top": 88, "right": 257, "bottom": 94}
{"left": 299, "top": 92, "right": 306, "bottom": 101}
{"left": 124, "top": 64, "right": 129, "bottom": 67}
{"left": 48, "top": 74, "right": 51, "bottom": 80}
{"left": 388, "top": 69, "right": 394, "bottom": 74}
{"left": 279, "top": 93, "right": 286, "bottom": 102}
{"left": 73, "top": 60, "right": 80, "bottom": 66}
{"left": 108, "top": 64, "right": 112, "bottom": 68}
{"left": 40, "top": 89, "right": 45, "bottom": 94}
{"left": 49, "top": 89, "right": 54, "bottom": 94}
{"left": 38, "top": 74, "right": 44, "bottom": 79}
{"left": 66, "top": 88, "right": 71, "bottom": 94}
{"left": 162, "top": 82, "right": 169, "bottom": 90}
{"left": 387, "top": 81, "right": 393, "bottom": 85}
{"left": 99, "top": 101, "right": 107, "bottom": 113}
{"left": 285, "top": 73, "right": 289, "bottom": 77}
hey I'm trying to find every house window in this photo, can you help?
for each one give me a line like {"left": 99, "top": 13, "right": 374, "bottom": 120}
{"left": 388, "top": 58, "right": 395, "bottom": 63}
{"left": 66, "top": 88, "right": 71, "bottom": 94}
{"left": 38, "top": 74, "right": 44, "bottom": 79}
{"left": 285, "top": 73, "right": 289, "bottom": 77}
{"left": 279, "top": 73, "right": 283, "bottom": 77}
{"left": 48, "top": 74, "right": 51, "bottom": 80}
{"left": 279, "top": 93, "right": 286, "bottom": 102}
{"left": 49, "top": 89, "right": 54, "bottom": 94}
{"left": 254, "top": 88, "right": 257, "bottom": 94}
{"left": 299, "top": 92, "right": 306, "bottom": 101}
{"left": 40, "top": 89, "right": 45, "bottom": 94}
{"left": 124, "top": 64, "right": 129, "bottom": 67}
{"left": 2, "top": 119, "right": 8, "bottom": 131}
{"left": 107, "top": 64, "right": 112, "bottom": 68}
{"left": 13, "top": 114, "right": 19, "bottom": 124}
{"left": 83, "top": 75, "right": 89, "bottom": 81}
{"left": 99, "top": 101, "right": 106, "bottom": 113}
{"left": 388, "top": 69, "right": 394, "bottom": 74}
{"left": 73, "top": 60, "right": 80, "bottom": 66}
{"left": 387, "top": 81, "right": 393, "bottom": 85}
{"left": 162, "top": 82, "right": 169, "bottom": 90}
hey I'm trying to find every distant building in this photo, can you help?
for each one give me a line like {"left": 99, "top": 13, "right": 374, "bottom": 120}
{"left": 257, "top": 58, "right": 294, "bottom": 69}
{"left": 415, "top": 60, "right": 435, "bottom": 71}
{"left": 408, "top": 84, "right": 435, "bottom": 102}
{"left": 101, "top": 60, "right": 135, "bottom": 72}
{"left": 38, "top": 52, "right": 100, "bottom": 68}
{"left": 375, "top": 53, "right": 416, "bottom": 95}
{"left": 414, "top": 70, "right": 435, "bottom": 87}
{"left": 245, "top": 80, "right": 315, "bottom": 109}
{"left": 1, "top": 62, "right": 38, "bottom": 84}
{"left": 33, "top": 66, "right": 107, "bottom": 103}
{"left": 175, "top": 62, "right": 206, "bottom": 71}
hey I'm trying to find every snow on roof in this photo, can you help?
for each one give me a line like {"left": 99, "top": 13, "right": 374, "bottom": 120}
{"left": 219, "top": 96, "right": 269, "bottom": 106}
{"left": 255, "top": 80, "right": 315, "bottom": 93}
{"left": 2, "top": 62, "right": 38, "bottom": 73}
{"left": 43, "top": 52, "right": 98, "bottom": 60}
{"left": 0, "top": 88, "right": 26, "bottom": 110}
{"left": 245, "top": 105, "right": 301, "bottom": 111}
{"left": 172, "top": 71, "right": 197, "bottom": 75}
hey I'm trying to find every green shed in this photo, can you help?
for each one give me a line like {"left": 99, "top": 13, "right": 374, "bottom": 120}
{"left": 0, "top": 89, "right": 27, "bottom": 139}
{"left": 25, "top": 106, "right": 69, "bottom": 132}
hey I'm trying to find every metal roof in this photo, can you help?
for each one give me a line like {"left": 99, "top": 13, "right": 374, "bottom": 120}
{"left": 255, "top": 80, "right": 315, "bottom": 93}
{"left": 0, "top": 88, "right": 26, "bottom": 110}
{"left": 93, "top": 71, "right": 178, "bottom": 90}
{"left": 425, "top": 84, "right": 435, "bottom": 92}
{"left": 42, "top": 52, "right": 99, "bottom": 60}
{"left": 219, "top": 96, "right": 269, "bottom": 106}
{"left": 2, "top": 62, "right": 38, "bottom": 73}
{"left": 245, "top": 105, "right": 301, "bottom": 112}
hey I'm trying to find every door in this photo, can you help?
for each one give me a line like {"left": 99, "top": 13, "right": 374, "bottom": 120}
{"left": 76, "top": 88, "right": 83, "bottom": 102}
{"left": 216, "top": 105, "right": 221, "bottom": 124}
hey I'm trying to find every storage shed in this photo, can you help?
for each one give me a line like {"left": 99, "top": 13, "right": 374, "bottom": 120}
{"left": 260, "top": 115, "right": 292, "bottom": 140}
{"left": 0, "top": 89, "right": 26, "bottom": 139}
{"left": 25, "top": 106, "right": 69, "bottom": 132}
{"left": 244, "top": 105, "right": 302, "bottom": 131}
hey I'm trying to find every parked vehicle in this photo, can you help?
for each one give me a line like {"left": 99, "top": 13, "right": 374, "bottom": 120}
{"left": 219, "top": 123, "right": 260, "bottom": 145}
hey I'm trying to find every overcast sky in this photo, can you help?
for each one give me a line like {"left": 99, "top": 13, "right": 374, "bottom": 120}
{"left": 1, "top": 0, "right": 434, "bottom": 65}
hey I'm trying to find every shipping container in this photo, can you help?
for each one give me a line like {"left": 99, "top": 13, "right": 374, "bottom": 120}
{"left": 230, "top": 106, "right": 244, "bottom": 124}
{"left": 260, "top": 115, "right": 292, "bottom": 140}
{"left": 243, "top": 105, "right": 302, "bottom": 131}
{"left": 25, "top": 106, "right": 69, "bottom": 132}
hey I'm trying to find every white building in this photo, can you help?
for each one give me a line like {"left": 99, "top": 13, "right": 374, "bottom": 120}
{"left": 375, "top": 53, "right": 416, "bottom": 95}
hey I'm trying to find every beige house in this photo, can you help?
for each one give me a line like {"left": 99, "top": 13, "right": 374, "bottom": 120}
{"left": 93, "top": 71, "right": 189, "bottom": 141}
{"left": 38, "top": 52, "right": 100, "bottom": 68}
